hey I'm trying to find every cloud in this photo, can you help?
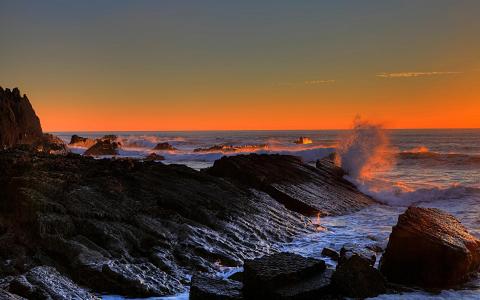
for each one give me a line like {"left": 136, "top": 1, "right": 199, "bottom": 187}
{"left": 376, "top": 71, "right": 461, "bottom": 78}
{"left": 304, "top": 79, "right": 336, "bottom": 85}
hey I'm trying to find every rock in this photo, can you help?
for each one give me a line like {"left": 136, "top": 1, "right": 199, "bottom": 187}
{"left": 0, "top": 87, "right": 43, "bottom": 149}
{"left": 243, "top": 252, "right": 326, "bottom": 298}
{"left": 193, "top": 144, "right": 268, "bottom": 153}
{"left": 294, "top": 137, "right": 312, "bottom": 144}
{"left": 339, "top": 246, "right": 376, "bottom": 266}
{"left": 0, "top": 289, "right": 25, "bottom": 300}
{"left": 321, "top": 247, "right": 340, "bottom": 261}
{"left": 273, "top": 268, "right": 334, "bottom": 300}
{"left": 69, "top": 135, "right": 96, "bottom": 148}
{"left": 380, "top": 207, "right": 480, "bottom": 288}
{"left": 208, "top": 154, "right": 374, "bottom": 216}
{"left": 145, "top": 153, "right": 165, "bottom": 161}
{"left": 32, "top": 133, "right": 70, "bottom": 155}
{"left": 0, "top": 150, "right": 313, "bottom": 297}
{"left": 8, "top": 266, "right": 98, "bottom": 299}
{"left": 227, "top": 272, "right": 243, "bottom": 282}
{"left": 190, "top": 274, "right": 243, "bottom": 300}
{"left": 84, "top": 139, "right": 119, "bottom": 156}
{"left": 331, "top": 253, "right": 386, "bottom": 298}
{"left": 153, "top": 142, "right": 177, "bottom": 151}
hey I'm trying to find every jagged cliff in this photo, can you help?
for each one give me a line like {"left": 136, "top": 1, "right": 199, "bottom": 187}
{"left": 0, "top": 87, "right": 43, "bottom": 149}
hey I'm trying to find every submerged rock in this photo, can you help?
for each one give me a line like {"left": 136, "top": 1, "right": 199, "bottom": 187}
{"left": 0, "top": 87, "right": 43, "bottom": 149}
{"left": 208, "top": 154, "right": 374, "bottom": 216}
{"left": 84, "top": 139, "right": 120, "bottom": 156}
{"left": 380, "top": 207, "right": 480, "bottom": 288}
{"left": 153, "top": 142, "right": 177, "bottom": 151}
{"left": 190, "top": 274, "right": 243, "bottom": 300}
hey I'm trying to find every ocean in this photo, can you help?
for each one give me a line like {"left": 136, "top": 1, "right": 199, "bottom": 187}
{"left": 54, "top": 129, "right": 480, "bottom": 299}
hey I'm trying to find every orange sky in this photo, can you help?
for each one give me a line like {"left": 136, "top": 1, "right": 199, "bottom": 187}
{"left": 1, "top": 1, "right": 479, "bottom": 131}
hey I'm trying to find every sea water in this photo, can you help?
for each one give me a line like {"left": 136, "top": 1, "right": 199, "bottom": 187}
{"left": 53, "top": 129, "right": 480, "bottom": 299}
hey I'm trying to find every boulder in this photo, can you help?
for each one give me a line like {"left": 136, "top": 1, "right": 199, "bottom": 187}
{"left": 331, "top": 253, "right": 386, "bottom": 298}
{"left": 0, "top": 87, "right": 43, "bottom": 149}
{"left": 69, "top": 134, "right": 96, "bottom": 148}
{"left": 208, "top": 154, "right": 374, "bottom": 216}
{"left": 380, "top": 207, "right": 480, "bottom": 288}
{"left": 153, "top": 142, "right": 177, "bottom": 151}
{"left": 243, "top": 252, "right": 326, "bottom": 298}
{"left": 84, "top": 139, "right": 119, "bottom": 156}
{"left": 273, "top": 268, "right": 334, "bottom": 299}
{"left": 190, "top": 274, "right": 243, "bottom": 300}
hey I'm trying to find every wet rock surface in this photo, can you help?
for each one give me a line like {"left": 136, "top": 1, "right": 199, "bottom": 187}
{"left": 0, "top": 150, "right": 314, "bottom": 297}
{"left": 190, "top": 274, "right": 243, "bottom": 300}
{"left": 243, "top": 252, "right": 326, "bottom": 299}
{"left": 69, "top": 135, "right": 96, "bottom": 148}
{"left": 84, "top": 139, "right": 120, "bottom": 156}
{"left": 8, "top": 266, "right": 98, "bottom": 299}
{"left": 208, "top": 154, "right": 375, "bottom": 216}
{"left": 145, "top": 152, "right": 165, "bottom": 161}
{"left": 331, "top": 253, "right": 386, "bottom": 298}
{"left": 0, "top": 87, "right": 43, "bottom": 149}
{"left": 380, "top": 207, "right": 480, "bottom": 288}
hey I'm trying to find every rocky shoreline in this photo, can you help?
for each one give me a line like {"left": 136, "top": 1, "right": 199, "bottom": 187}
{"left": 1, "top": 88, "right": 479, "bottom": 299}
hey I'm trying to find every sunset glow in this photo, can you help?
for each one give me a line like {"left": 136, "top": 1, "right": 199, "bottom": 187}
{"left": 1, "top": 1, "right": 479, "bottom": 131}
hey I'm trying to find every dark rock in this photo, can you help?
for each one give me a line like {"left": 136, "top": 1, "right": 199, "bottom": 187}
{"left": 8, "top": 266, "right": 98, "bottom": 299}
{"left": 32, "top": 133, "right": 70, "bottom": 155}
{"left": 84, "top": 139, "right": 119, "bottom": 156}
{"left": 0, "top": 87, "right": 43, "bottom": 149}
{"left": 293, "top": 137, "right": 312, "bottom": 144}
{"left": 380, "top": 207, "right": 480, "bottom": 288}
{"left": 331, "top": 254, "right": 386, "bottom": 298}
{"left": 339, "top": 246, "right": 376, "bottom": 266}
{"left": 321, "top": 247, "right": 340, "bottom": 261}
{"left": 243, "top": 252, "right": 326, "bottom": 298}
{"left": 194, "top": 144, "right": 268, "bottom": 153}
{"left": 153, "top": 142, "right": 177, "bottom": 151}
{"left": 273, "top": 268, "right": 334, "bottom": 300}
{"left": 0, "top": 150, "right": 312, "bottom": 297}
{"left": 0, "top": 288, "right": 24, "bottom": 300}
{"left": 190, "top": 274, "right": 243, "bottom": 300}
{"left": 145, "top": 153, "right": 165, "bottom": 161}
{"left": 208, "top": 154, "right": 374, "bottom": 216}
{"left": 69, "top": 135, "right": 96, "bottom": 148}
{"left": 227, "top": 271, "right": 243, "bottom": 282}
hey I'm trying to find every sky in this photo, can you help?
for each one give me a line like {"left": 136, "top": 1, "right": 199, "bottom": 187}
{"left": 1, "top": 1, "right": 479, "bottom": 131}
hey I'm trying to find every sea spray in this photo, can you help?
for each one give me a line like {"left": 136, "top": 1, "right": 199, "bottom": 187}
{"left": 335, "top": 117, "right": 395, "bottom": 180}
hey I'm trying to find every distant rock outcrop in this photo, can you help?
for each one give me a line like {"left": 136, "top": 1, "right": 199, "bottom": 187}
{"left": 153, "top": 142, "right": 177, "bottom": 151}
{"left": 294, "top": 136, "right": 313, "bottom": 144}
{"left": 84, "top": 139, "right": 120, "bottom": 156}
{"left": 69, "top": 134, "right": 96, "bottom": 148}
{"left": 208, "top": 154, "right": 375, "bottom": 216}
{"left": 0, "top": 87, "right": 43, "bottom": 149}
{"left": 380, "top": 207, "right": 480, "bottom": 288}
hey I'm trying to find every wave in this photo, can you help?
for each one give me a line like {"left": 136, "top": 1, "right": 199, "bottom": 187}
{"left": 348, "top": 176, "right": 480, "bottom": 207}
{"left": 397, "top": 151, "right": 480, "bottom": 166}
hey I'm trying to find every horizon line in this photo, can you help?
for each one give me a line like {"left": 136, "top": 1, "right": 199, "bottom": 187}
{"left": 46, "top": 127, "right": 480, "bottom": 133}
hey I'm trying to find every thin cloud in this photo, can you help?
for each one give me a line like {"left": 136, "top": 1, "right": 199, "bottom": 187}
{"left": 377, "top": 71, "right": 461, "bottom": 78}
{"left": 304, "top": 79, "right": 336, "bottom": 85}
